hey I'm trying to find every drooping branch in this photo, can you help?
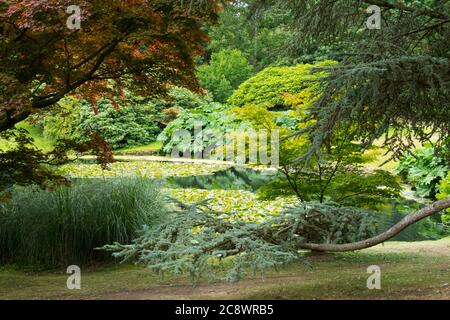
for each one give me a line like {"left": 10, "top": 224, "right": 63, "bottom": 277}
{"left": 361, "top": 0, "right": 450, "bottom": 21}
{"left": 102, "top": 197, "right": 450, "bottom": 284}
{"left": 294, "top": 197, "right": 450, "bottom": 252}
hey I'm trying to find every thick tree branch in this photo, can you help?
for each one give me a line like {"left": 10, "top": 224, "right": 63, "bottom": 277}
{"left": 294, "top": 197, "right": 450, "bottom": 252}
{"left": 0, "top": 40, "right": 122, "bottom": 132}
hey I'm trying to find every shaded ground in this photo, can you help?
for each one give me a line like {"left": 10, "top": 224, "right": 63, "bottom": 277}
{"left": 1, "top": 238, "right": 449, "bottom": 300}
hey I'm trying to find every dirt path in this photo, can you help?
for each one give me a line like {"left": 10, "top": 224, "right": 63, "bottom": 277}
{"left": 91, "top": 274, "right": 450, "bottom": 300}
{"left": 91, "top": 275, "right": 309, "bottom": 300}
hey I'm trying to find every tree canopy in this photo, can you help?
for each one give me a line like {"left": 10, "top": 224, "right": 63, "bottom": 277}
{"left": 1, "top": 0, "right": 449, "bottom": 259}
{"left": 269, "top": 0, "right": 450, "bottom": 157}
{"left": 0, "top": 0, "right": 222, "bottom": 132}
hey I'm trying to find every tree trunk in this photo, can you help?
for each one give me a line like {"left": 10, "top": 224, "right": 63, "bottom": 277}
{"left": 295, "top": 197, "right": 450, "bottom": 252}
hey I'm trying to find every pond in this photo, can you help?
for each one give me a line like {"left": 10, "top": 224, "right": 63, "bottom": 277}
{"left": 67, "top": 159, "right": 279, "bottom": 192}
{"left": 164, "top": 166, "right": 279, "bottom": 191}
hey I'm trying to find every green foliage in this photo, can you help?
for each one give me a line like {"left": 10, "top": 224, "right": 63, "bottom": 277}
{"left": 43, "top": 98, "right": 161, "bottom": 150}
{"left": 166, "top": 87, "right": 211, "bottom": 110}
{"left": 0, "top": 0, "right": 220, "bottom": 133}
{"left": 282, "top": 203, "right": 377, "bottom": 245}
{"left": 397, "top": 146, "right": 449, "bottom": 198}
{"left": 41, "top": 97, "right": 82, "bottom": 142}
{"left": 102, "top": 201, "right": 376, "bottom": 285}
{"left": 158, "top": 103, "right": 250, "bottom": 157}
{"left": 229, "top": 60, "right": 400, "bottom": 210}
{"left": 378, "top": 200, "right": 449, "bottom": 241}
{"left": 76, "top": 99, "right": 160, "bottom": 149}
{"left": 258, "top": 140, "right": 401, "bottom": 209}
{"left": 437, "top": 173, "right": 450, "bottom": 222}
{"left": 0, "top": 122, "right": 116, "bottom": 198}
{"left": 197, "top": 49, "right": 254, "bottom": 103}
{"left": 205, "top": 1, "right": 302, "bottom": 70}
{"left": 279, "top": 0, "right": 450, "bottom": 157}
{"left": 0, "top": 128, "right": 66, "bottom": 199}
{"left": 14, "top": 122, "right": 54, "bottom": 152}
{"left": 0, "top": 178, "right": 166, "bottom": 268}
{"left": 228, "top": 61, "right": 336, "bottom": 108}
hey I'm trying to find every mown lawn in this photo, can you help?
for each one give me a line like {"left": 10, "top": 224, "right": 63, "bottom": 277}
{"left": 114, "top": 142, "right": 162, "bottom": 155}
{"left": 0, "top": 123, "right": 54, "bottom": 152}
{"left": 1, "top": 239, "right": 448, "bottom": 300}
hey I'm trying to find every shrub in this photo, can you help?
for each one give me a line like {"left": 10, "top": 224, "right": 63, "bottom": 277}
{"left": 397, "top": 146, "right": 449, "bottom": 198}
{"left": 75, "top": 99, "right": 161, "bottom": 149}
{"left": 155, "top": 87, "right": 213, "bottom": 126}
{"left": 437, "top": 172, "right": 450, "bottom": 223}
{"left": 197, "top": 49, "right": 254, "bottom": 103}
{"left": 0, "top": 178, "right": 167, "bottom": 268}
{"left": 42, "top": 97, "right": 161, "bottom": 150}
{"left": 166, "top": 86, "right": 211, "bottom": 110}
{"left": 228, "top": 60, "right": 336, "bottom": 108}
{"left": 158, "top": 103, "right": 251, "bottom": 157}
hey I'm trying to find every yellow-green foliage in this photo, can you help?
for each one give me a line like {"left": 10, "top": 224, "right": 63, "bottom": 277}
{"left": 228, "top": 60, "right": 336, "bottom": 108}
{"left": 228, "top": 61, "right": 334, "bottom": 145}
{"left": 437, "top": 172, "right": 450, "bottom": 220}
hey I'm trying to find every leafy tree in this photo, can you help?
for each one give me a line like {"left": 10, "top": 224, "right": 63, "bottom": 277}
{"left": 0, "top": 0, "right": 220, "bottom": 131}
{"left": 250, "top": 0, "right": 450, "bottom": 248}
{"left": 0, "top": 0, "right": 222, "bottom": 190}
{"left": 205, "top": 0, "right": 300, "bottom": 70}
{"left": 257, "top": 139, "right": 401, "bottom": 210}
{"left": 228, "top": 61, "right": 335, "bottom": 108}
{"left": 267, "top": 0, "right": 450, "bottom": 158}
{"left": 40, "top": 97, "right": 82, "bottom": 142}
{"left": 197, "top": 49, "right": 254, "bottom": 103}
{"left": 229, "top": 61, "right": 400, "bottom": 209}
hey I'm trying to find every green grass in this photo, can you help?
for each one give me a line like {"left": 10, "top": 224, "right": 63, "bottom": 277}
{"left": 0, "top": 122, "right": 54, "bottom": 152}
{"left": 0, "top": 178, "right": 166, "bottom": 268}
{"left": 1, "top": 239, "right": 448, "bottom": 300}
{"left": 115, "top": 142, "right": 162, "bottom": 155}
{"left": 17, "top": 122, "right": 55, "bottom": 152}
